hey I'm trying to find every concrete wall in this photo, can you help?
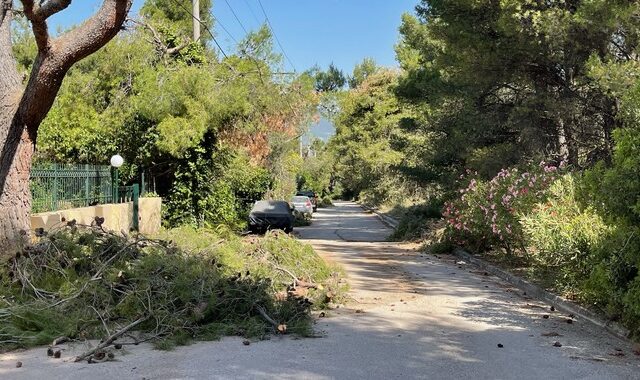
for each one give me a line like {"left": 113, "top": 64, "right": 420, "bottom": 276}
{"left": 31, "top": 197, "right": 162, "bottom": 235}
{"left": 138, "top": 197, "right": 163, "bottom": 235}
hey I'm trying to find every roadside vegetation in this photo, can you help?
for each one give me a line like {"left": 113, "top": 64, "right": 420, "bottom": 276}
{"left": 317, "top": 1, "right": 640, "bottom": 339}
{"left": 0, "top": 0, "right": 344, "bottom": 357}
{"left": 0, "top": 224, "right": 345, "bottom": 355}
{"left": 14, "top": 0, "right": 318, "bottom": 231}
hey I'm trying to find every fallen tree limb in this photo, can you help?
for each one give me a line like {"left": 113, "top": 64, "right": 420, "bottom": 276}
{"left": 296, "top": 280, "right": 319, "bottom": 289}
{"left": 74, "top": 316, "right": 147, "bottom": 362}
{"left": 255, "top": 304, "right": 287, "bottom": 334}
{"left": 51, "top": 336, "right": 70, "bottom": 346}
{"left": 255, "top": 305, "right": 277, "bottom": 327}
{"left": 272, "top": 265, "right": 298, "bottom": 286}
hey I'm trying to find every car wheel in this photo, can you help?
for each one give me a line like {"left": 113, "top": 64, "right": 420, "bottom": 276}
{"left": 284, "top": 226, "right": 293, "bottom": 233}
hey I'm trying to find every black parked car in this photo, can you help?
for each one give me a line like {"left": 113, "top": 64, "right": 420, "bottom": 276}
{"left": 248, "top": 200, "right": 295, "bottom": 233}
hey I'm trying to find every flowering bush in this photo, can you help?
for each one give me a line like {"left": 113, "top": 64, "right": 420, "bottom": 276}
{"left": 443, "top": 162, "right": 564, "bottom": 253}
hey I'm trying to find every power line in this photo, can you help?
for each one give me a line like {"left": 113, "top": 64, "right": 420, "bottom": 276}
{"left": 168, "top": 0, "right": 228, "bottom": 58}
{"left": 256, "top": 0, "right": 297, "bottom": 72}
{"left": 242, "top": 0, "right": 262, "bottom": 27}
{"left": 210, "top": 13, "right": 238, "bottom": 45}
{"left": 224, "top": 0, "right": 249, "bottom": 35}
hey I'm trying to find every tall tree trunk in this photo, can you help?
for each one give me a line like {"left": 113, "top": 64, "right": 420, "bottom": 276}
{"left": 557, "top": 118, "right": 578, "bottom": 166}
{"left": 0, "top": 0, "right": 132, "bottom": 256}
{"left": 0, "top": 1, "right": 31, "bottom": 255}
{"left": 0, "top": 115, "right": 35, "bottom": 256}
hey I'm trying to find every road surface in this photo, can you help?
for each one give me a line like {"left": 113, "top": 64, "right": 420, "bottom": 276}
{"left": 1, "top": 201, "right": 638, "bottom": 379}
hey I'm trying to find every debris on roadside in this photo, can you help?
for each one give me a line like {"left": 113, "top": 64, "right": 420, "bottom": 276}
{"left": 0, "top": 225, "right": 347, "bottom": 360}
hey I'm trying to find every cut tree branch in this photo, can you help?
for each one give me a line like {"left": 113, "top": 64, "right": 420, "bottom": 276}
{"left": 127, "top": 18, "right": 189, "bottom": 57}
{"left": 74, "top": 316, "right": 147, "bottom": 362}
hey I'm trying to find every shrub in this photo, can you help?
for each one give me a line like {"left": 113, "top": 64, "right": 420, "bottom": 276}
{"left": 443, "top": 163, "right": 562, "bottom": 253}
{"left": 293, "top": 210, "right": 312, "bottom": 226}
{"left": 578, "top": 225, "right": 640, "bottom": 329}
{"left": 389, "top": 200, "right": 443, "bottom": 241}
{"left": 318, "top": 196, "right": 333, "bottom": 208}
{"left": 520, "top": 175, "right": 610, "bottom": 289}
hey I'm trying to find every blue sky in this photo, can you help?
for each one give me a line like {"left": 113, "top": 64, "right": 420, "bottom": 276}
{"left": 49, "top": 0, "right": 418, "bottom": 74}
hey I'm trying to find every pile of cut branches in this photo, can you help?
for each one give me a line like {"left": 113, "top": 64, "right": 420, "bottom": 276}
{"left": 0, "top": 223, "right": 345, "bottom": 360}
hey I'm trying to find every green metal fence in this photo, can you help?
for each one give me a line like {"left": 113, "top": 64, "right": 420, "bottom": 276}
{"left": 31, "top": 163, "right": 114, "bottom": 213}
{"left": 118, "top": 184, "right": 140, "bottom": 230}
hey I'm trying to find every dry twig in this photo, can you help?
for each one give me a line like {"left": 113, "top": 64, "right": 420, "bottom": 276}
{"left": 74, "top": 316, "right": 148, "bottom": 362}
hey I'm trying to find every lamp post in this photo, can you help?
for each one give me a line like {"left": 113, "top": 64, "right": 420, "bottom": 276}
{"left": 110, "top": 154, "right": 124, "bottom": 203}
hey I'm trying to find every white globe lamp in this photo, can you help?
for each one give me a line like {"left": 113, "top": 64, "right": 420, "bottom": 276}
{"left": 110, "top": 154, "right": 124, "bottom": 168}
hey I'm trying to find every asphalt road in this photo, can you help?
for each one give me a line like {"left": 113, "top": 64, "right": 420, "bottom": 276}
{"left": 1, "top": 201, "right": 639, "bottom": 379}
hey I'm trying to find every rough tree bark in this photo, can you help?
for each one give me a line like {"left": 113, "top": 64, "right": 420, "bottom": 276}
{"left": 0, "top": 0, "right": 132, "bottom": 256}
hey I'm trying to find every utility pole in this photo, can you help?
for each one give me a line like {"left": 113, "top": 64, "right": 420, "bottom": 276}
{"left": 192, "top": 0, "right": 200, "bottom": 42}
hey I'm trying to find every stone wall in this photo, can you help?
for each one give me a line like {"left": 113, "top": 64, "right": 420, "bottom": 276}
{"left": 30, "top": 197, "right": 162, "bottom": 236}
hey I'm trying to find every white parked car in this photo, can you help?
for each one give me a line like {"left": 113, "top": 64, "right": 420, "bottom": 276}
{"left": 291, "top": 195, "right": 314, "bottom": 215}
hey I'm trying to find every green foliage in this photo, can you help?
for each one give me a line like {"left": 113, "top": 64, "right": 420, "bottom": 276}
{"left": 520, "top": 175, "right": 610, "bottom": 287}
{"left": 141, "top": 0, "right": 214, "bottom": 43}
{"left": 329, "top": 69, "right": 428, "bottom": 205}
{"left": 314, "top": 63, "right": 346, "bottom": 92}
{"left": 165, "top": 146, "right": 273, "bottom": 230}
{"left": 0, "top": 226, "right": 345, "bottom": 350}
{"left": 388, "top": 200, "right": 443, "bottom": 241}
{"left": 297, "top": 139, "right": 332, "bottom": 196}
{"left": 443, "top": 163, "right": 563, "bottom": 252}
{"left": 318, "top": 196, "right": 333, "bottom": 208}
{"left": 348, "top": 57, "right": 378, "bottom": 89}
{"left": 393, "top": 0, "right": 640, "bottom": 187}
{"left": 25, "top": 11, "right": 317, "bottom": 229}
{"left": 580, "top": 127, "right": 640, "bottom": 225}
{"left": 575, "top": 119, "right": 640, "bottom": 336}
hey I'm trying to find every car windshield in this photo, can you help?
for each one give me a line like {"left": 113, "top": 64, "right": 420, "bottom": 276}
{"left": 292, "top": 196, "right": 309, "bottom": 203}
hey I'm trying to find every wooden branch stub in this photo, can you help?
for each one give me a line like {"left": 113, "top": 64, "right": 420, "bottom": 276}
{"left": 74, "top": 316, "right": 147, "bottom": 362}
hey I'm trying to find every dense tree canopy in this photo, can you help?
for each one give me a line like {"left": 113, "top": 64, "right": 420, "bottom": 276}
{"left": 17, "top": 1, "right": 318, "bottom": 228}
{"left": 395, "top": 0, "right": 640, "bottom": 178}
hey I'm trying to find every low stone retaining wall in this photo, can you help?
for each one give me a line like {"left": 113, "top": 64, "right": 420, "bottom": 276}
{"left": 31, "top": 197, "right": 162, "bottom": 235}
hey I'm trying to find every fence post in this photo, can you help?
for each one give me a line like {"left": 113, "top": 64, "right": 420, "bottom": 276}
{"left": 84, "top": 164, "right": 90, "bottom": 206}
{"left": 52, "top": 164, "right": 58, "bottom": 211}
{"left": 112, "top": 167, "right": 119, "bottom": 203}
{"left": 141, "top": 171, "right": 145, "bottom": 196}
{"left": 132, "top": 184, "right": 139, "bottom": 231}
